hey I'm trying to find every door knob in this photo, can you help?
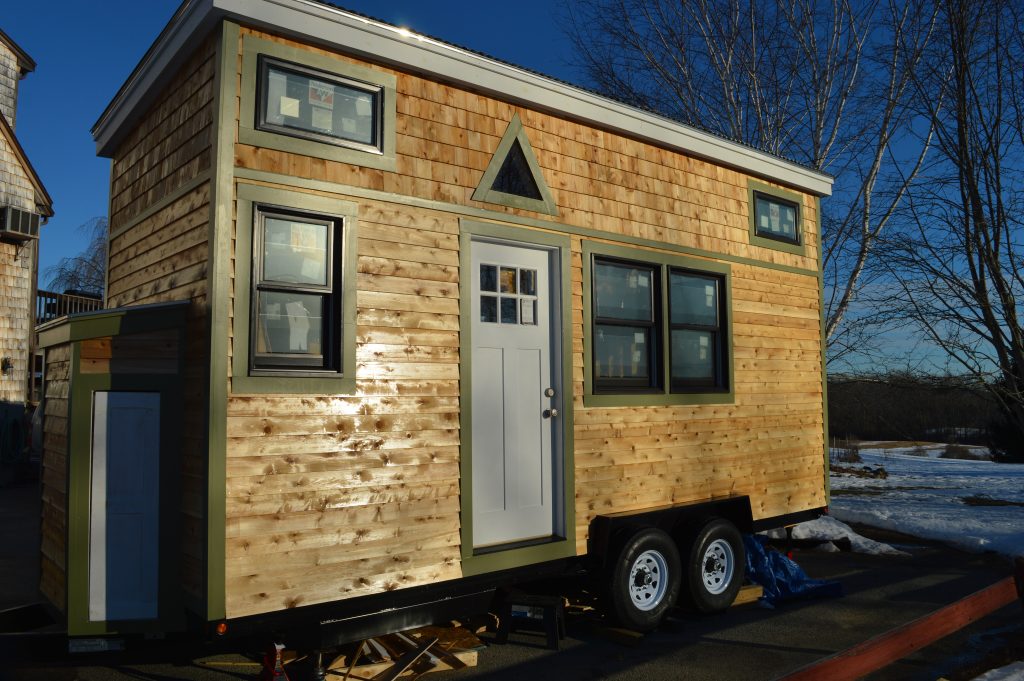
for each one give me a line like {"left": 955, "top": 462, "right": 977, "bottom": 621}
{"left": 544, "top": 408, "right": 559, "bottom": 418}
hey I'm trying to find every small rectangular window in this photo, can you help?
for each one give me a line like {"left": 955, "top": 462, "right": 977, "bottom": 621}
{"left": 669, "top": 270, "right": 726, "bottom": 391}
{"left": 251, "top": 208, "right": 342, "bottom": 374}
{"left": 257, "top": 56, "right": 382, "bottom": 154}
{"left": 753, "top": 191, "right": 800, "bottom": 245}
{"left": 592, "top": 258, "right": 660, "bottom": 391}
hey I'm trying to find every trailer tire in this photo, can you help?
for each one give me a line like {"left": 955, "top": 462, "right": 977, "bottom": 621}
{"left": 607, "top": 527, "right": 681, "bottom": 631}
{"left": 683, "top": 518, "right": 744, "bottom": 613}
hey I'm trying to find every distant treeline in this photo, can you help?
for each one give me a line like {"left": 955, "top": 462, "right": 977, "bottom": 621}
{"left": 827, "top": 373, "right": 997, "bottom": 445}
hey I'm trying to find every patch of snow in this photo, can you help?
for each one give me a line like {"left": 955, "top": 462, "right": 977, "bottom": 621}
{"left": 830, "top": 447, "right": 1024, "bottom": 558}
{"left": 790, "top": 516, "right": 909, "bottom": 557}
{"left": 972, "top": 661, "right": 1024, "bottom": 681}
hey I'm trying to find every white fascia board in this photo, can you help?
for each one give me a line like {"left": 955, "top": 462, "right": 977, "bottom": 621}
{"left": 94, "top": 0, "right": 834, "bottom": 196}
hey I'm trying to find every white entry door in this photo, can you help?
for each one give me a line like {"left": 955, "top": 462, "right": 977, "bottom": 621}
{"left": 89, "top": 391, "right": 161, "bottom": 622}
{"left": 471, "top": 239, "right": 561, "bottom": 548}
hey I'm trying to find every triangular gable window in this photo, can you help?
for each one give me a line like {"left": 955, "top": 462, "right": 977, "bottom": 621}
{"left": 473, "top": 113, "right": 558, "bottom": 216}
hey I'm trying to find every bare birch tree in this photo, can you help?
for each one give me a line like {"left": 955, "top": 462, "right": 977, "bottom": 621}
{"left": 44, "top": 216, "right": 107, "bottom": 296}
{"left": 879, "top": 0, "right": 1024, "bottom": 459}
{"left": 561, "top": 0, "right": 937, "bottom": 363}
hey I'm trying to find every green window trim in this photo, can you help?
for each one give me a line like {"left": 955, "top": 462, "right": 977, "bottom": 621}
{"left": 472, "top": 113, "right": 559, "bottom": 216}
{"left": 232, "top": 182, "right": 358, "bottom": 394}
{"left": 582, "top": 240, "right": 734, "bottom": 408}
{"left": 239, "top": 34, "right": 397, "bottom": 172}
{"left": 747, "top": 179, "right": 807, "bottom": 256}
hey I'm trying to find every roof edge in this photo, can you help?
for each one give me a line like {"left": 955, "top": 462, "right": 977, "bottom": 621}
{"left": 0, "top": 28, "right": 36, "bottom": 75}
{"left": 0, "top": 113, "right": 53, "bottom": 216}
{"left": 92, "top": 0, "right": 834, "bottom": 196}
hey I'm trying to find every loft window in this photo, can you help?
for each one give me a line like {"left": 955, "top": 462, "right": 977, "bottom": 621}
{"left": 669, "top": 270, "right": 727, "bottom": 391}
{"left": 592, "top": 258, "right": 660, "bottom": 392}
{"left": 257, "top": 56, "right": 383, "bottom": 154}
{"left": 251, "top": 207, "right": 343, "bottom": 374}
{"left": 753, "top": 191, "right": 800, "bottom": 245}
{"left": 491, "top": 140, "right": 543, "bottom": 200}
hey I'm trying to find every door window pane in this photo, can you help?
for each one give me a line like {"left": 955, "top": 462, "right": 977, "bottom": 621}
{"left": 594, "top": 261, "right": 653, "bottom": 321}
{"left": 500, "top": 297, "right": 518, "bottom": 324}
{"left": 480, "top": 295, "right": 497, "bottom": 323}
{"left": 594, "top": 325, "right": 650, "bottom": 380}
{"left": 500, "top": 267, "right": 517, "bottom": 293}
{"left": 480, "top": 264, "right": 497, "bottom": 292}
{"left": 256, "top": 291, "right": 323, "bottom": 356}
{"left": 671, "top": 329, "right": 714, "bottom": 381}
{"left": 670, "top": 272, "right": 718, "bottom": 326}
{"left": 519, "top": 268, "right": 537, "bottom": 296}
{"left": 262, "top": 217, "right": 328, "bottom": 286}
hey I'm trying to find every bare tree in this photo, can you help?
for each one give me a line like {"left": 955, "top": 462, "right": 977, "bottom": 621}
{"left": 561, "top": 0, "right": 937, "bottom": 362}
{"left": 879, "top": 0, "right": 1024, "bottom": 458}
{"left": 44, "top": 216, "right": 107, "bottom": 296}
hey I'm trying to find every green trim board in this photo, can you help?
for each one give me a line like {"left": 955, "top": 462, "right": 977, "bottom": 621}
{"left": 38, "top": 301, "right": 190, "bottom": 349}
{"left": 747, "top": 179, "right": 807, "bottom": 256}
{"left": 233, "top": 167, "right": 821, "bottom": 280}
{"left": 581, "top": 240, "right": 735, "bottom": 408}
{"left": 471, "top": 113, "right": 559, "bottom": 216}
{"left": 204, "top": 19, "right": 240, "bottom": 621}
{"left": 232, "top": 182, "right": 359, "bottom": 394}
{"left": 239, "top": 34, "right": 397, "bottom": 172}
{"left": 817, "top": 196, "right": 830, "bottom": 504}
{"left": 458, "top": 219, "right": 576, "bottom": 577}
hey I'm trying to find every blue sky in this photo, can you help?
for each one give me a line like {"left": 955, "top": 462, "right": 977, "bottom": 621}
{"left": 3, "top": 1, "right": 578, "bottom": 286}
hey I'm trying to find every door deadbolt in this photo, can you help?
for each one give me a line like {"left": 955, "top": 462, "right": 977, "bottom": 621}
{"left": 544, "top": 387, "right": 556, "bottom": 397}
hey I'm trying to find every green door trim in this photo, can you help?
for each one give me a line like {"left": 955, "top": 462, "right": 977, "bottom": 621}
{"left": 458, "top": 219, "right": 576, "bottom": 576}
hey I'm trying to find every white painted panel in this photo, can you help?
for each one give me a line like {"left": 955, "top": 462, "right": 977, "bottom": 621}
{"left": 89, "top": 391, "right": 161, "bottom": 622}
{"left": 515, "top": 348, "right": 543, "bottom": 509}
{"left": 472, "top": 346, "right": 505, "bottom": 515}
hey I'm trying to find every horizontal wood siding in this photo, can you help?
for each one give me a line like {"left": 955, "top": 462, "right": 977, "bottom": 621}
{"left": 39, "top": 343, "right": 70, "bottom": 613}
{"left": 224, "top": 198, "right": 462, "bottom": 618}
{"left": 223, "top": 28, "right": 825, "bottom": 616}
{"left": 105, "top": 34, "right": 217, "bottom": 610}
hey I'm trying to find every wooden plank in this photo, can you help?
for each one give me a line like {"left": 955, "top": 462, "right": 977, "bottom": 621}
{"left": 779, "top": 573, "right": 1023, "bottom": 681}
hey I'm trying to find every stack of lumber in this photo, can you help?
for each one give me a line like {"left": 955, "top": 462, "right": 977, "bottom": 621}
{"left": 328, "top": 624, "right": 483, "bottom": 680}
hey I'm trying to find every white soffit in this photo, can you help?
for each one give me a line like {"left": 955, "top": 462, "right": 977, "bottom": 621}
{"left": 93, "top": 0, "right": 833, "bottom": 196}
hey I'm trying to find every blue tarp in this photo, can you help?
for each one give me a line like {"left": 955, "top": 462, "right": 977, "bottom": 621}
{"left": 743, "top": 535, "right": 843, "bottom": 607}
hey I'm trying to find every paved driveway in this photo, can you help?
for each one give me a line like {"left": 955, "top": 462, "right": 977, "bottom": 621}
{"left": 2, "top": 477, "right": 1021, "bottom": 681}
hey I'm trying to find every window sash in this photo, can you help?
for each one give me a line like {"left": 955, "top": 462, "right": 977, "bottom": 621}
{"left": 753, "top": 191, "right": 800, "bottom": 245}
{"left": 592, "top": 256, "right": 660, "bottom": 392}
{"left": 668, "top": 269, "right": 725, "bottom": 391}
{"left": 251, "top": 206, "right": 342, "bottom": 374}
{"left": 256, "top": 55, "right": 383, "bottom": 154}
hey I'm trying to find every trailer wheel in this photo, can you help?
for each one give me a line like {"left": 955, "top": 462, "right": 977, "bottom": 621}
{"left": 683, "top": 518, "right": 744, "bottom": 613}
{"left": 607, "top": 527, "right": 681, "bottom": 631}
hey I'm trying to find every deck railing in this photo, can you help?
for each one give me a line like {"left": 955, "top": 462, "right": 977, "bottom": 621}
{"left": 35, "top": 289, "right": 103, "bottom": 326}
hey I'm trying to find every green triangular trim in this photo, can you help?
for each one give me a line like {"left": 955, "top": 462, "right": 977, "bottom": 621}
{"left": 472, "top": 113, "right": 559, "bottom": 216}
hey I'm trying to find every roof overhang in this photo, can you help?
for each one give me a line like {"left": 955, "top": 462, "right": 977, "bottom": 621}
{"left": 0, "top": 29, "right": 36, "bottom": 76}
{"left": 0, "top": 113, "right": 53, "bottom": 217}
{"left": 92, "top": 0, "right": 834, "bottom": 197}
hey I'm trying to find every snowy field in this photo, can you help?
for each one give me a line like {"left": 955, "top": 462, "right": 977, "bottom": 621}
{"left": 826, "top": 444, "right": 1024, "bottom": 558}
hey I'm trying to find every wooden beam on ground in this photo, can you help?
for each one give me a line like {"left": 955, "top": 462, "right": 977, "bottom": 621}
{"left": 779, "top": 565, "right": 1024, "bottom": 681}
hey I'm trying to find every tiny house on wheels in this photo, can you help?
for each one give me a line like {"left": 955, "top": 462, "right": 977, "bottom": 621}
{"left": 37, "top": 0, "right": 833, "bottom": 645}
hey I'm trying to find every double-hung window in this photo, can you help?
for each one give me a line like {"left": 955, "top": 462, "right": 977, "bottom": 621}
{"left": 669, "top": 270, "right": 726, "bottom": 390}
{"left": 592, "top": 258, "right": 660, "bottom": 391}
{"left": 585, "top": 243, "right": 732, "bottom": 406}
{"left": 251, "top": 207, "right": 342, "bottom": 374}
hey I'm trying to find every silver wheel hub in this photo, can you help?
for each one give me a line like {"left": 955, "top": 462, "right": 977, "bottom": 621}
{"left": 702, "top": 539, "right": 735, "bottom": 595}
{"left": 629, "top": 549, "right": 669, "bottom": 611}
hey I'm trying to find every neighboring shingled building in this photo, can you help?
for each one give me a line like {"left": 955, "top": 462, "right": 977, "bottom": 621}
{"left": 0, "top": 28, "right": 52, "bottom": 415}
